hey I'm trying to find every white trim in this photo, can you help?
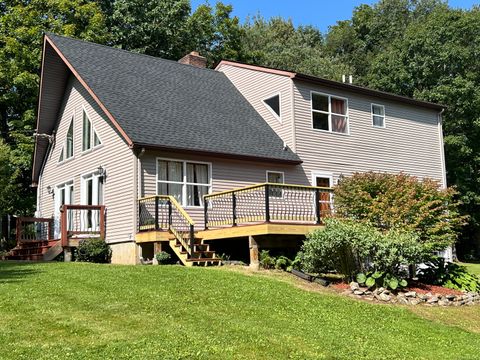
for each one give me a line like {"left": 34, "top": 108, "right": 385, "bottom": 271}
{"left": 54, "top": 179, "right": 74, "bottom": 238}
{"left": 371, "top": 103, "right": 386, "bottom": 128}
{"left": 438, "top": 110, "right": 447, "bottom": 188}
{"left": 262, "top": 92, "right": 282, "bottom": 123}
{"left": 81, "top": 105, "right": 103, "bottom": 153}
{"left": 266, "top": 170, "right": 285, "bottom": 183}
{"left": 155, "top": 157, "right": 212, "bottom": 208}
{"left": 290, "top": 79, "right": 297, "bottom": 152}
{"left": 310, "top": 91, "right": 350, "bottom": 135}
{"left": 311, "top": 171, "right": 334, "bottom": 187}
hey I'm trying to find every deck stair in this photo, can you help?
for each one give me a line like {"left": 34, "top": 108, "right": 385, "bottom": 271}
{"left": 6, "top": 239, "right": 61, "bottom": 261}
{"left": 138, "top": 195, "right": 221, "bottom": 267}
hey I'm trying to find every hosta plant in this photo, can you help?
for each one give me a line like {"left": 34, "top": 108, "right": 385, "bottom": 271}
{"left": 357, "top": 271, "right": 408, "bottom": 290}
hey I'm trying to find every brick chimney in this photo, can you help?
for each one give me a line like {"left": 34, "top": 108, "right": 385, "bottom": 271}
{"left": 178, "top": 51, "right": 207, "bottom": 68}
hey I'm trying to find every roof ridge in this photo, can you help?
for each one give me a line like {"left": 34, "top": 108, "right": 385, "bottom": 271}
{"left": 44, "top": 32, "right": 223, "bottom": 75}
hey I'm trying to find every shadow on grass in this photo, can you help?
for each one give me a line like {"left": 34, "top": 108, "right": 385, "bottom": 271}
{"left": 0, "top": 262, "right": 42, "bottom": 283}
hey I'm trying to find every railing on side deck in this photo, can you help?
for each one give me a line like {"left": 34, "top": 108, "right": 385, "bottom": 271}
{"left": 203, "top": 183, "right": 333, "bottom": 229}
{"left": 60, "top": 205, "right": 106, "bottom": 247}
{"left": 15, "top": 217, "right": 54, "bottom": 245}
{"left": 138, "top": 195, "right": 195, "bottom": 254}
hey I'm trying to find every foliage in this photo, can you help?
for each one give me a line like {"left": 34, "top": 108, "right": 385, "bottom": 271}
{"left": 242, "top": 17, "right": 351, "bottom": 81}
{"left": 326, "top": 2, "right": 480, "bottom": 257}
{"left": 155, "top": 251, "right": 171, "bottom": 265}
{"left": 357, "top": 271, "right": 408, "bottom": 290}
{"left": 1, "top": 262, "right": 480, "bottom": 358}
{"left": 259, "top": 250, "right": 293, "bottom": 271}
{"left": 259, "top": 250, "right": 275, "bottom": 269}
{"left": 418, "top": 257, "right": 480, "bottom": 293}
{"left": 76, "top": 238, "right": 111, "bottom": 263}
{"left": 300, "top": 218, "right": 430, "bottom": 282}
{"left": 334, "top": 172, "right": 465, "bottom": 250}
{"left": 0, "top": 0, "right": 109, "bottom": 220}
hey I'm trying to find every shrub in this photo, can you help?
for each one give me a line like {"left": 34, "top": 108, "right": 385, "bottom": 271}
{"left": 155, "top": 251, "right": 171, "bottom": 265}
{"left": 418, "top": 257, "right": 480, "bottom": 293}
{"left": 76, "top": 238, "right": 111, "bottom": 263}
{"left": 334, "top": 172, "right": 466, "bottom": 250}
{"left": 300, "top": 218, "right": 430, "bottom": 283}
{"left": 259, "top": 250, "right": 275, "bottom": 269}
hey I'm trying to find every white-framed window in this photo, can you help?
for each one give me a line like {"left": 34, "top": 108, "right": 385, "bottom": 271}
{"left": 54, "top": 180, "right": 74, "bottom": 237}
{"left": 81, "top": 171, "right": 104, "bottom": 231}
{"left": 156, "top": 158, "right": 211, "bottom": 207}
{"left": 82, "top": 107, "right": 101, "bottom": 152}
{"left": 263, "top": 93, "right": 281, "bottom": 121}
{"left": 266, "top": 171, "right": 284, "bottom": 198}
{"left": 371, "top": 103, "right": 386, "bottom": 128}
{"left": 311, "top": 91, "right": 349, "bottom": 134}
{"left": 59, "top": 117, "right": 74, "bottom": 163}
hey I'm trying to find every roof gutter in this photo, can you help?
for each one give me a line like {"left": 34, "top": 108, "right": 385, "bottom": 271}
{"left": 131, "top": 142, "right": 303, "bottom": 165}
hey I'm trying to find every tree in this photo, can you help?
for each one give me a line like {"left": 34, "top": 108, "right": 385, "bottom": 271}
{"left": 110, "top": 0, "right": 191, "bottom": 59}
{"left": 0, "top": 0, "right": 109, "bottom": 229}
{"left": 242, "top": 17, "right": 351, "bottom": 81}
{"left": 325, "top": 1, "right": 480, "bottom": 258}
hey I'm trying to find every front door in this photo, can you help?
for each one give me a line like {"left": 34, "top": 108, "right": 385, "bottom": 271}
{"left": 81, "top": 173, "right": 104, "bottom": 231}
{"left": 54, "top": 181, "right": 74, "bottom": 238}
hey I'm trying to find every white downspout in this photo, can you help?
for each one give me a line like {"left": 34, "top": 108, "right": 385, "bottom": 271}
{"left": 437, "top": 108, "right": 447, "bottom": 189}
{"left": 290, "top": 79, "right": 297, "bottom": 153}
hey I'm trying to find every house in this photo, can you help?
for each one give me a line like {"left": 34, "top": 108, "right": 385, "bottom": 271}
{"left": 9, "top": 33, "right": 447, "bottom": 265}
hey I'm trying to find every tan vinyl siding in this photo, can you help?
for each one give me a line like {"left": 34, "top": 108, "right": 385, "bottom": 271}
{"left": 293, "top": 80, "right": 445, "bottom": 186}
{"left": 37, "top": 75, "right": 136, "bottom": 244}
{"left": 140, "top": 151, "right": 307, "bottom": 226}
{"left": 217, "top": 64, "right": 294, "bottom": 149}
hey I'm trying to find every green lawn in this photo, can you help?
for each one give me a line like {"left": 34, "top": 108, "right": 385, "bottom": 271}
{"left": 1, "top": 262, "right": 479, "bottom": 359}
{"left": 460, "top": 261, "right": 480, "bottom": 276}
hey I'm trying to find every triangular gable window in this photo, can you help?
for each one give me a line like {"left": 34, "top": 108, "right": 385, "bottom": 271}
{"left": 263, "top": 94, "right": 281, "bottom": 120}
{"left": 82, "top": 109, "right": 101, "bottom": 151}
{"left": 59, "top": 117, "right": 74, "bottom": 163}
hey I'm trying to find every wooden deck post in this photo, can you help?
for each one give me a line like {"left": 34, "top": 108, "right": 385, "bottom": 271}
{"left": 249, "top": 235, "right": 259, "bottom": 270}
{"left": 60, "top": 206, "right": 68, "bottom": 247}
{"left": 99, "top": 205, "right": 106, "bottom": 240}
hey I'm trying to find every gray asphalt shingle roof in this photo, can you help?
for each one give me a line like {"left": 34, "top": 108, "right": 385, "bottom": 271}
{"left": 47, "top": 33, "right": 301, "bottom": 163}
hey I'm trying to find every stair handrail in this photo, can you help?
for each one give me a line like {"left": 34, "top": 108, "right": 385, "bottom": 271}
{"left": 157, "top": 195, "right": 195, "bottom": 255}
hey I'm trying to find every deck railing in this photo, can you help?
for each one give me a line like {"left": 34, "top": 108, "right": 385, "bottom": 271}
{"left": 60, "top": 204, "right": 106, "bottom": 247}
{"left": 15, "top": 217, "right": 54, "bottom": 245}
{"left": 203, "top": 183, "right": 333, "bottom": 229}
{"left": 138, "top": 195, "right": 195, "bottom": 254}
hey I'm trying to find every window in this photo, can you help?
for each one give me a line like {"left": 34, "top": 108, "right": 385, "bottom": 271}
{"left": 156, "top": 159, "right": 211, "bottom": 207}
{"left": 266, "top": 171, "right": 284, "bottom": 197}
{"left": 311, "top": 92, "right": 349, "bottom": 134}
{"left": 82, "top": 109, "right": 101, "bottom": 151}
{"left": 263, "top": 94, "right": 281, "bottom": 120}
{"left": 59, "top": 117, "right": 74, "bottom": 162}
{"left": 372, "top": 104, "right": 385, "bottom": 128}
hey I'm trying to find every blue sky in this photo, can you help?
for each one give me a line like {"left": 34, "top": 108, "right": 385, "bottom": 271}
{"left": 190, "top": 0, "right": 479, "bottom": 32}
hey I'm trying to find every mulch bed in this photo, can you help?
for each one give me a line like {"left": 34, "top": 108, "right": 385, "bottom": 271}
{"left": 331, "top": 281, "right": 463, "bottom": 296}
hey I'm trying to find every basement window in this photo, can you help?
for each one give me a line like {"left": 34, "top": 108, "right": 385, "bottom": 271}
{"left": 263, "top": 93, "right": 281, "bottom": 121}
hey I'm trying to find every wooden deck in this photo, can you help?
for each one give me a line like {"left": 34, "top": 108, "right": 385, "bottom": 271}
{"left": 136, "top": 222, "right": 323, "bottom": 243}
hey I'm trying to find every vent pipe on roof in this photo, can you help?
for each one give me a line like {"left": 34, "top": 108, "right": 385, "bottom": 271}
{"left": 349, "top": 75, "right": 353, "bottom": 84}
{"left": 178, "top": 51, "right": 207, "bottom": 68}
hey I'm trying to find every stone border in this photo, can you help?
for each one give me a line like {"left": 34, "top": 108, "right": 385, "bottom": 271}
{"left": 346, "top": 282, "right": 480, "bottom": 306}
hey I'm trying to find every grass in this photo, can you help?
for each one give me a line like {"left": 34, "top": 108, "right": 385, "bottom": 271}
{"left": 1, "top": 262, "right": 480, "bottom": 359}
{"left": 459, "top": 261, "right": 480, "bottom": 276}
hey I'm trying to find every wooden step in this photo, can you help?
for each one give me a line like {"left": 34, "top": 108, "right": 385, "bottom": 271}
{"left": 186, "top": 258, "right": 222, "bottom": 263}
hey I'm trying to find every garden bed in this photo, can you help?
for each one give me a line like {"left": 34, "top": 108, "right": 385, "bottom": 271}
{"left": 333, "top": 281, "right": 480, "bottom": 306}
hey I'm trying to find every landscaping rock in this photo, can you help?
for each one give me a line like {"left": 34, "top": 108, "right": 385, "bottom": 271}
{"left": 427, "top": 296, "right": 439, "bottom": 304}
{"left": 397, "top": 296, "right": 409, "bottom": 305}
{"left": 409, "top": 298, "right": 421, "bottom": 306}
{"left": 446, "top": 294, "right": 456, "bottom": 301}
{"left": 350, "top": 282, "right": 360, "bottom": 291}
{"left": 405, "top": 291, "right": 416, "bottom": 298}
{"left": 379, "top": 292, "right": 392, "bottom": 302}
{"left": 354, "top": 290, "right": 365, "bottom": 296}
